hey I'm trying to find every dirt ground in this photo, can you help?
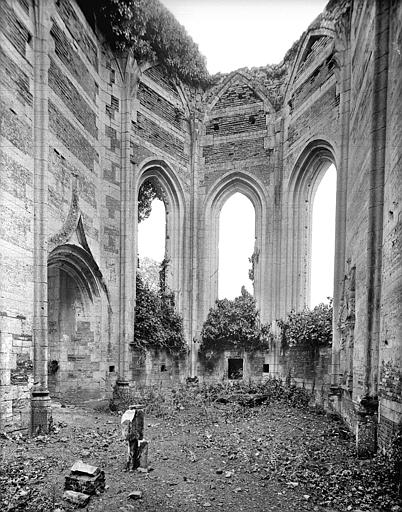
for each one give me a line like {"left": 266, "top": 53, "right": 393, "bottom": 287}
{"left": 1, "top": 397, "right": 401, "bottom": 512}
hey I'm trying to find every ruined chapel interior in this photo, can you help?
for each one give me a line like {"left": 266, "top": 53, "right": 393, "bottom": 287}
{"left": 0, "top": 0, "right": 401, "bottom": 459}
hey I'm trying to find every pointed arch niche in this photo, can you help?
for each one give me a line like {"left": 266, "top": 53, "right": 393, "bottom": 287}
{"left": 201, "top": 172, "right": 269, "bottom": 322}
{"left": 286, "top": 140, "right": 338, "bottom": 311}
{"left": 47, "top": 241, "right": 110, "bottom": 402}
{"left": 135, "top": 160, "right": 186, "bottom": 311}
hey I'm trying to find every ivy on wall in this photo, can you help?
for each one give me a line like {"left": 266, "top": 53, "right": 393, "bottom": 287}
{"left": 96, "top": 0, "right": 210, "bottom": 87}
{"left": 277, "top": 300, "right": 333, "bottom": 353}
{"left": 199, "top": 287, "right": 272, "bottom": 354}
{"left": 133, "top": 274, "right": 187, "bottom": 355}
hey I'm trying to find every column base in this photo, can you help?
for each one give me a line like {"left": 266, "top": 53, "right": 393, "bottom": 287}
{"left": 31, "top": 391, "right": 52, "bottom": 436}
{"left": 111, "top": 380, "right": 131, "bottom": 411}
{"left": 356, "top": 396, "right": 378, "bottom": 459}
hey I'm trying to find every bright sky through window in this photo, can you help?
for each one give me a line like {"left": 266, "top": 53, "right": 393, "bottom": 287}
{"left": 219, "top": 193, "right": 255, "bottom": 299}
{"left": 311, "top": 164, "right": 336, "bottom": 306}
{"left": 138, "top": 198, "right": 165, "bottom": 263}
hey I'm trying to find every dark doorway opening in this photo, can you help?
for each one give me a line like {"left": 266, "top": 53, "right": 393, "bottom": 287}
{"left": 263, "top": 363, "right": 270, "bottom": 373}
{"left": 228, "top": 358, "right": 243, "bottom": 380}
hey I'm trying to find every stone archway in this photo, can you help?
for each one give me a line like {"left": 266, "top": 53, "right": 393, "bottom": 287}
{"left": 285, "top": 140, "right": 338, "bottom": 313}
{"left": 135, "top": 159, "right": 187, "bottom": 316}
{"left": 200, "top": 171, "right": 269, "bottom": 325}
{"left": 47, "top": 244, "right": 110, "bottom": 402}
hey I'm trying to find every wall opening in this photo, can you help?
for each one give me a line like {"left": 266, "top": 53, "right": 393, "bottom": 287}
{"left": 47, "top": 257, "right": 101, "bottom": 401}
{"left": 137, "top": 178, "right": 166, "bottom": 291}
{"left": 310, "top": 164, "right": 336, "bottom": 306}
{"left": 218, "top": 192, "right": 255, "bottom": 299}
{"left": 228, "top": 358, "right": 243, "bottom": 380}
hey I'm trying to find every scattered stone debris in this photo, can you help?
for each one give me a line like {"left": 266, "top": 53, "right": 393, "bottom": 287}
{"left": 1, "top": 391, "right": 401, "bottom": 512}
{"left": 128, "top": 490, "right": 143, "bottom": 500}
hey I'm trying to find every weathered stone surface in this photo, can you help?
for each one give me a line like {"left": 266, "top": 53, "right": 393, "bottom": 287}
{"left": 128, "top": 490, "right": 143, "bottom": 500}
{"left": 63, "top": 490, "right": 90, "bottom": 507}
{"left": 65, "top": 460, "right": 105, "bottom": 495}
{"left": 121, "top": 407, "right": 148, "bottom": 470}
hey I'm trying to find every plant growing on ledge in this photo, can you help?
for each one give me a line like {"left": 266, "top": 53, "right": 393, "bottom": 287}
{"left": 199, "top": 287, "right": 272, "bottom": 354}
{"left": 277, "top": 299, "right": 333, "bottom": 354}
{"left": 133, "top": 273, "right": 187, "bottom": 356}
{"left": 96, "top": 0, "right": 211, "bottom": 87}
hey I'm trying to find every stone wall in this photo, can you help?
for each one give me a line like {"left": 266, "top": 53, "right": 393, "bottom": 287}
{"left": 131, "top": 349, "right": 187, "bottom": 387}
{"left": 377, "top": 0, "right": 402, "bottom": 452}
{"left": 0, "top": 0, "right": 401, "bottom": 452}
{"left": 0, "top": 0, "right": 35, "bottom": 431}
{"left": 198, "top": 349, "right": 269, "bottom": 384}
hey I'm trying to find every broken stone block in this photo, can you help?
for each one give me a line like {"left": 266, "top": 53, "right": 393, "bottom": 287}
{"left": 64, "top": 460, "right": 105, "bottom": 495}
{"left": 138, "top": 439, "right": 148, "bottom": 469}
{"left": 128, "top": 490, "right": 143, "bottom": 500}
{"left": 63, "top": 490, "right": 90, "bottom": 507}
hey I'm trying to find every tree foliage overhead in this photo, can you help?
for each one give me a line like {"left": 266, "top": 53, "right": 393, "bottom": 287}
{"left": 97, "top": 0, "right": 211, "bottom": 87}
{"left": 134, "top": 274, "right": 187, "bottom": 355}
{"left": 138, "top": 177, "right": 165, "bottom": 223}
{"left": 277, "top": 299, "right": 333, "bottom": 353}
{"left": 199, "top": 287, "right": 272, "bottom": 353}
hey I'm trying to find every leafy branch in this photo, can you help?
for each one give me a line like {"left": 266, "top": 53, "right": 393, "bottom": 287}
{"left": 277, "top": 299, "right": 333, "bottom": 353}
{"left": 199, "top": 287, "right": 272, "bottom": 353}
{"left": 97, "top": 0, "right": 211, "bottom": 87}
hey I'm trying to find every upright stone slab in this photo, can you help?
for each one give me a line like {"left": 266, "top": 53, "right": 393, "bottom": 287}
{"left": 121, "top": 404, "right": 149, "bottom": 471}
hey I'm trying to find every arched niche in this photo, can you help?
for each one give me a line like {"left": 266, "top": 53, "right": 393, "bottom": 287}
{"left": 286, "top": 140, "right": 338, "bottom": 311}
{"left": 47, "top": 244, "right": 110, "bottom": 402}
{"left": 135, "top": 159, "right": 186, "bottom": 311}
{"left": 201, "top": 171, "right": 269, "bottom": 323}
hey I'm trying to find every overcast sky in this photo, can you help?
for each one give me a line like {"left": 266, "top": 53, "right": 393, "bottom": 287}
{"left": 161, "top": 0, "right": 328, "bottom": 73}
{"left": 139, "top": 0, "right": 335, "bottom": 306}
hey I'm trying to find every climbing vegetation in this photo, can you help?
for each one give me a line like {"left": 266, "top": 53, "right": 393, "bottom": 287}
{"left": 277, "top": 299, "right": 333, "bottom": 353}
{"left": 138, "top": 177, "right": 165, "bottom": 223}
{"left": 133, "top": 274, "right": 187, "bottom": 355}
{"left": 97, "top": 0, "right": 210, "bottom": 87}
{"left": 199, "top": 287, "right": 272, "bottom": 353}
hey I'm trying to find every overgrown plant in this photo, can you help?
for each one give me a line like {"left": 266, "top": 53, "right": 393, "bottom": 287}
{"left": 133, "top": 274, "right": 187, "bottom": 355}
{"left": 96, "top": 0, "right": 210, "bottom": 87}
{"left": 199, "top": 287, "right": 272, "bottom": 353}
{"left": 277, "top": 299, "right": 333, "bottom": 353}
{"left": 138, "top": 177, "right": 165, "bottom": 223}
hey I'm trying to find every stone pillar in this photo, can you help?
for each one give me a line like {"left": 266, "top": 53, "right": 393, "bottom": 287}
{"left": 31, "top": 0, "right": 53, "bottom": 434}
{"left": 361, "top": 0, "right": 389, "bottom": 399}
{"left": 117, "top": 57, "right": 139, "bottom": 392}
{"left": 356, "top": 1, "right": 390, "bottom": 455}
{"left": 188, "top": 107, "right": 202, "bottom": 377}
{"left": 331, "top": 8, "right": 351, "bottom": 390}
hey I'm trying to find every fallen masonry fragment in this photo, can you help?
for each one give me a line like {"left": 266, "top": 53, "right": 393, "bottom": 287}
{"left": 62, "top": 490, "right": 90, "bottom": 508}
{"left": 64, "top": 460, "right": 105, "bottom": 504}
